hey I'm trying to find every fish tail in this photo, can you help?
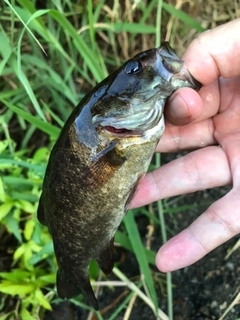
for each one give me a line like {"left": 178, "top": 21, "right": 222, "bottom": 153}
{"left": 57, "top": 268, "right": 99, "bottom": 310}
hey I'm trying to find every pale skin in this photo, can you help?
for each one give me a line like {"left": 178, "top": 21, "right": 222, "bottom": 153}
{"left": 131, "top": 18, "right": 240, "bottom": 272}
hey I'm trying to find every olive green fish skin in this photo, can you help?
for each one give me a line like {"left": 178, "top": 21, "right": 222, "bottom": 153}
{"left": 37, "top": 42, "right": 201, "bottom": 310}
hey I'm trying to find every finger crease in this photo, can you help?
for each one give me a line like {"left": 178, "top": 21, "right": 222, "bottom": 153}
{"left": 206, "top": 206, "right": 236, "bottom": 235}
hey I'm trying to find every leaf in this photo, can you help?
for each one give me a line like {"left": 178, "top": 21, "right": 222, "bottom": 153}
{"left": 32, "top": 147, "right": 49, "bottom": 162}
{"left": 3, "top": 0, "right": 46, "bottom": 54}
{"left": 28, "top": 241, "right": 54, "bottom": 265}
{"left": 4, "top": 209, "right": 22, "bottom": 242}
{"left": 20, "top": 307, "right": 36, "bottom": 320}
{"left": 0, "top": 140, "right": 9, "bottom": 153}
{"left": 38, "top": 273, "right": 56, "bottom": 285}
{"left": 0, "top": 177, "right": 5, "bottom": 202}
{"left": 13, "top": 4, "right": 106, "bottom": 82}
{"left": 115, "top": 230, "right": 156, "bottom": 266}
{"left": 24, "top": 219, "right": 36, "bottom": 241}
{"left": 16, "top": 200, "right": 35, "bottom": 214}
{"left": 162, "top": 3, "right": 205, "bottom": 32}
{"left": 0, "top": 202, "right": 13, "bottom": 221}
{"left": 0, "top": 281, "right": 34, "bottom": 297}
{"left": 49, "top": 10, "right": 107, "bottom": 81}
{"left": 0, "top": 312, "right": 14, "bottom": 320}
{"left": 89, "top": 259, "right": 100, "bottom": 280}
{"left": 0, "top": 269, "right": 31, "bottom": 281}
{"left": 13, "top": 243, "right": 27, "bottom": 261}
{"left": 1, "top": 99, "right": 60, "bottom": 139}
{"left": 123, "top": 210, "right": 158, "bottom": 311}
{"left": 9, "top": 192, "right": 39, "bottom": 203}
{"left": 22, "top": 54, "right": 78, "bottom": 106}
{"left": 35, "top": 288, "right": 52, "bottom": 310}
{"left": 2, "top": 176, "right": 38, "bottom": 188}
{"left": 113, "top": 22, "right": 156, "bottom": 33}
{"left": 23, "top": 241, "right": 42, "bottom": 270}
{"left": 0, "top": 158, "right": 46, "bottom": 176}
{"left": 0, "top": 28, "right": 13, "bottom": 75}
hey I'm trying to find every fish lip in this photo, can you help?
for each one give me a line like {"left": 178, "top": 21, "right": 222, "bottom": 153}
{"left": 156, "top": 42, "right": 202, "bottom": 91}
{"left": 185, "top": 70, "right": 202, "bottom": 91}
{"left": 173, "top": 66, "right": 202, "bottom": 91}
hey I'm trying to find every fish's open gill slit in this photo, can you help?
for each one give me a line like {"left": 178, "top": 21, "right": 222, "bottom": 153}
{"left": 104, "top": 126, "right": 131, "bottom": 134}
{"left": 104, "top": 126, "right": 144, "bottom": 136}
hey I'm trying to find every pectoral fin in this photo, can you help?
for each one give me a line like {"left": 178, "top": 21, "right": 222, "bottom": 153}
{"left": 81, "top": 141, "right": 126, "bottom": 189}
{"left": 124, "top": 173, "right": 145, "bottom": 213}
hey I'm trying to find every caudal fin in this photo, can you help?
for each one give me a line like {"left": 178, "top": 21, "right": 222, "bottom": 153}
{"left": 57, "top": 269, "right": 99, "bottom": 310}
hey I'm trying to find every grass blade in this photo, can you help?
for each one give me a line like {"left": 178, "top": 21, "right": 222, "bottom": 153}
{"left": 123, "top": 210, "right": 158, "bottom": 313}
{"left": 115, "top": 230, "right": 156, "bottom": 266}
{"left": 162, "top": 3, "right": 205, "bottom": 32}
{"left": 1, "top": 99, "right": 60, "bottom": 139}
{"left": 113, "top": 267, "right": 169, "bottom": 320}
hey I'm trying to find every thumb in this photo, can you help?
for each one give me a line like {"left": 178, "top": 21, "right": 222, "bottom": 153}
{"left": 165, "top": 87, "right": 203, "bottom": 126}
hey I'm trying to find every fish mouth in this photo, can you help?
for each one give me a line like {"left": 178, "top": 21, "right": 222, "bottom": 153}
{"left": 157, "top": 42, "right": 202, "bottom": 91}
{"left": 184, "top": 69, "right": 202, "bottom": 91}
{"left": 172, "top": 64, "right": 202, "bottom": 91}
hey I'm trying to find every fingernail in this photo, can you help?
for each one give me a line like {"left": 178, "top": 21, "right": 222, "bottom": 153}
{"left": 168, "top": 93, "right": 191, "bottom": 121}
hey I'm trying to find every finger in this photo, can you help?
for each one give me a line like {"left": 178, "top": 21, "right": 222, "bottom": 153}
{"left": 156, "top": 118, "right": 216, "bottom": 152}
{"left": 165, "top": 88, "right": 203, "bottom": 126}
{"left": 156, "top": 188, "right": 240, "bottom": 272}
{"left": 131, "top": 146, "right": 231, "bottom": 208}
{"left": 166, "top": 81, "right": 220, "bottom": 127}
{"left": 182, "top": 19, "right": 240, "bottom": 84}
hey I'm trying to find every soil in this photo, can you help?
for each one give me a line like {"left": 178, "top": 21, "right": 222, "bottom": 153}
{"left": 43, "top": 153, "right": 240, "bottom": 320}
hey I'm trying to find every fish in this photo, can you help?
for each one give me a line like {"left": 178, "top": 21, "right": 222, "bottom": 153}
{"left": 37, "top": 42, "right": 202, "bottom": 310}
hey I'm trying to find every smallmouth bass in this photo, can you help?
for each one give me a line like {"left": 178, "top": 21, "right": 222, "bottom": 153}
{"left": 37, "top": 43, "right": 201, "bottom": 309}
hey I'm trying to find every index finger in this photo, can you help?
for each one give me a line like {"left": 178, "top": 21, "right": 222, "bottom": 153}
{"left": 183, "top": 18, "right": 240, "bottom": 84}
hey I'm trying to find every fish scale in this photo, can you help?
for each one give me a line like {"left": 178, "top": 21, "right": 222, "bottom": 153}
{"left": 37, "top": 42, "right": 202, "bottom": 310}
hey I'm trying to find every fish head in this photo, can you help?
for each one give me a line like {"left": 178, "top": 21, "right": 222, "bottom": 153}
{"left": 91, "top": 42, "right": 201, "bottom": 138}
{"left": 118, "top": 41, "right": 201, "bottom": 100}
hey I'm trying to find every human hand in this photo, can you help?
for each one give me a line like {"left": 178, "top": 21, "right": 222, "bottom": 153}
{"left": 131, "top": 18, "right": 240, "bottom": 272}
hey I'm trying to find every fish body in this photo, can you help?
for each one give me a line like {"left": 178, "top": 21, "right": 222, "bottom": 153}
{"left": 37, "top": 43, "right": 201, "bottom": 309}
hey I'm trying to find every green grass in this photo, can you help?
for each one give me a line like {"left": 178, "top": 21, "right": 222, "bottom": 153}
{"left": 0, "top": 1, "right": 204, "bottom": 319}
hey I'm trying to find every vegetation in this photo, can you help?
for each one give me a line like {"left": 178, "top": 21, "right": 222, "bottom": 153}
{"left": 1, "top": 1, "right": 236, "bottom": 320}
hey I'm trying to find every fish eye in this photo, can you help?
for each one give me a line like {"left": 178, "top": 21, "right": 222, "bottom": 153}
{"left": 124, "top": 60, "right": 142, "bottom": 75}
